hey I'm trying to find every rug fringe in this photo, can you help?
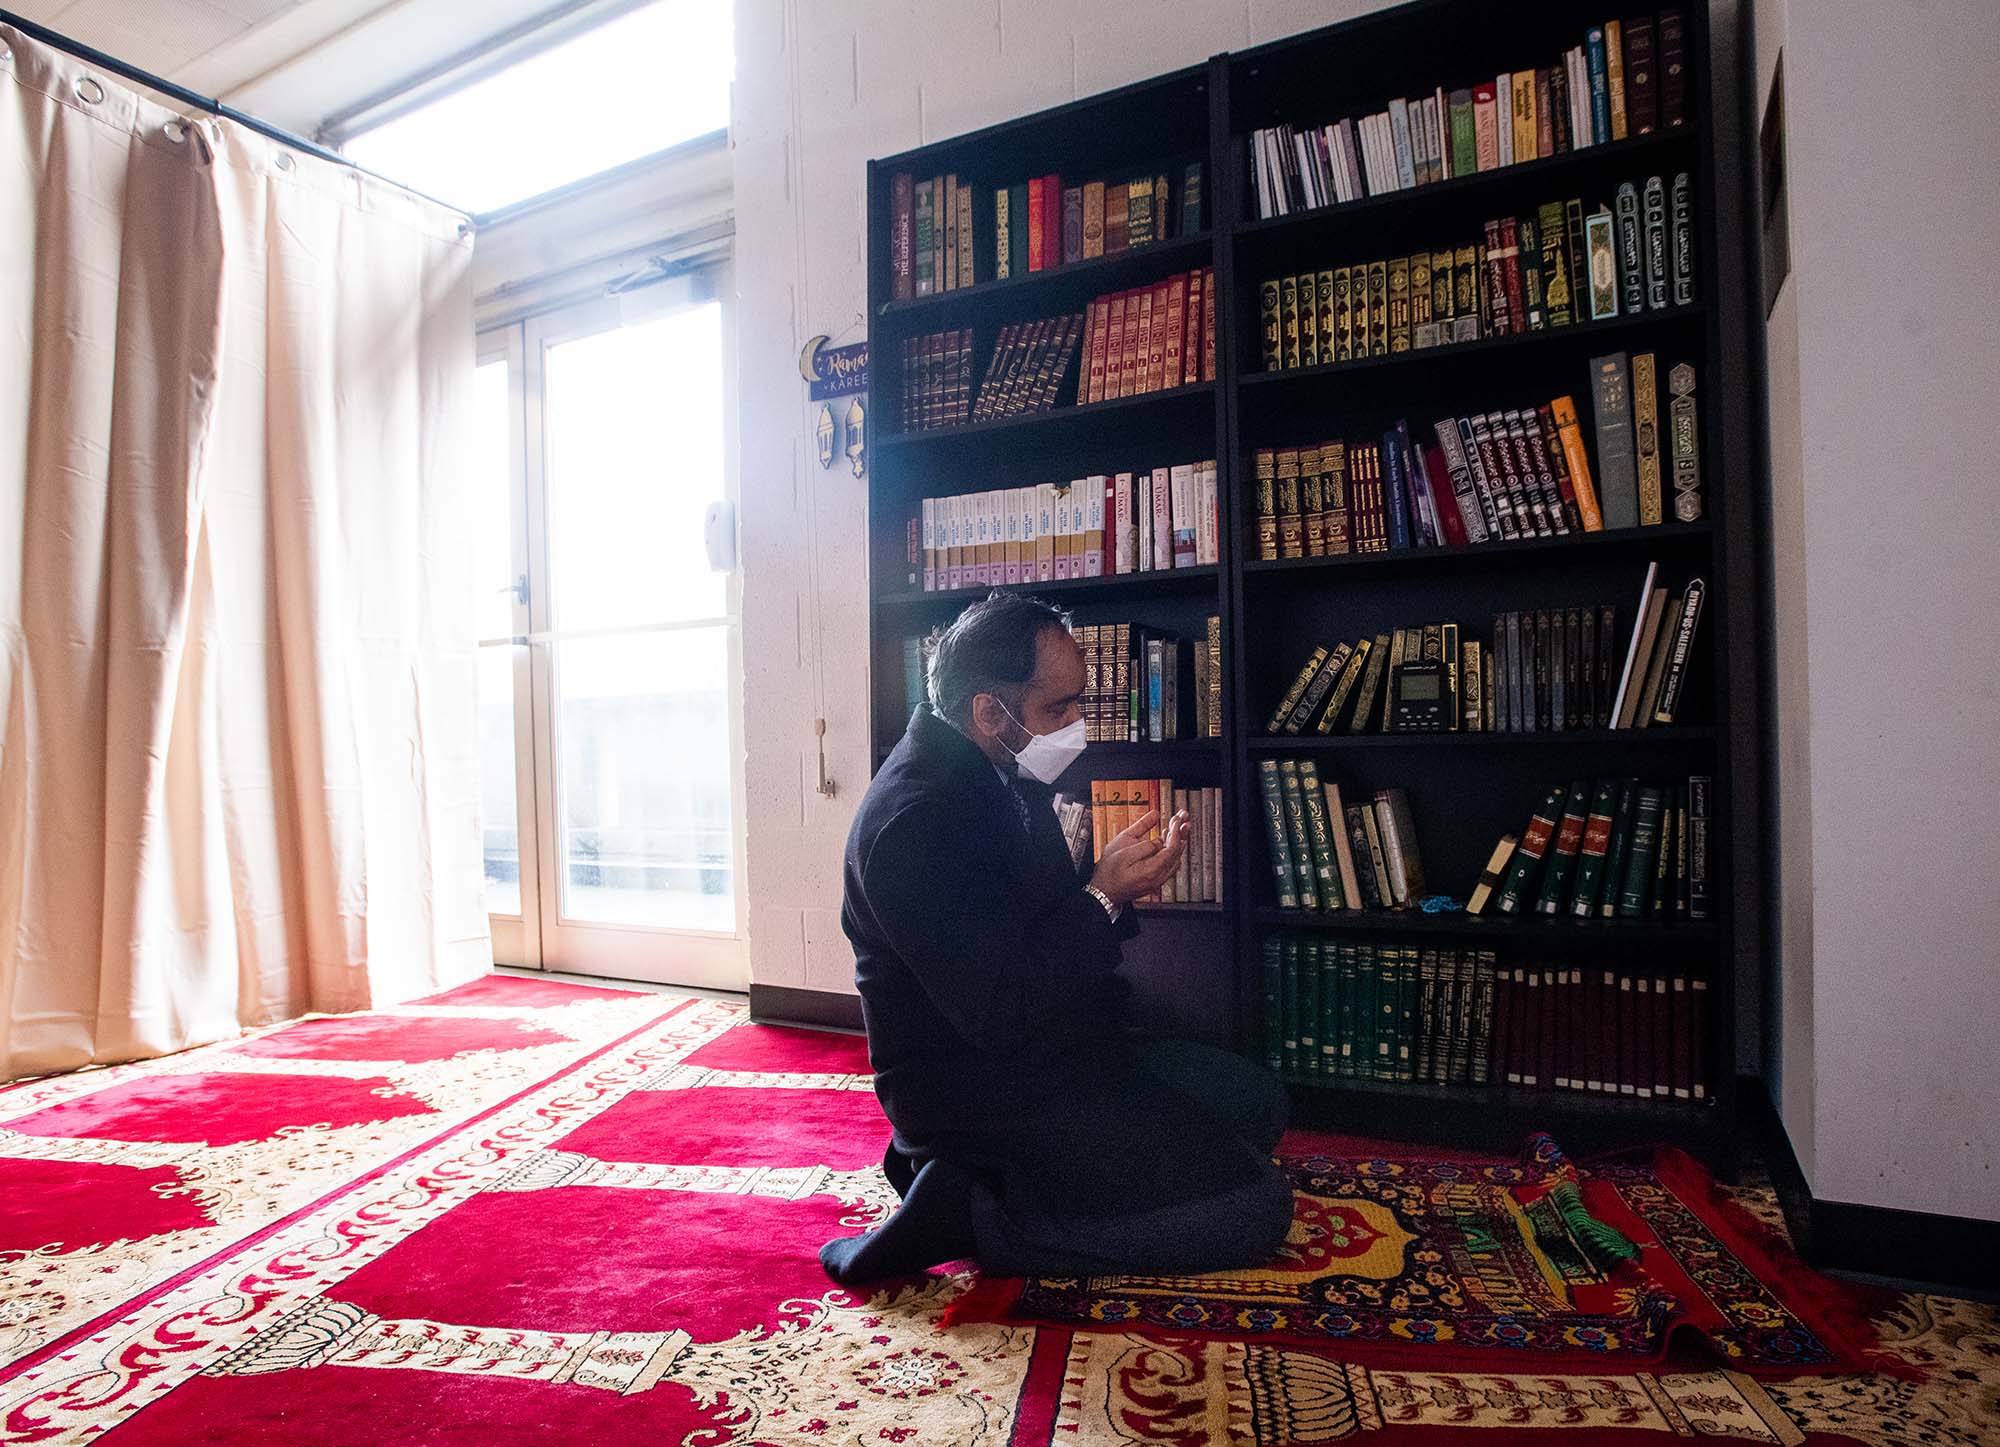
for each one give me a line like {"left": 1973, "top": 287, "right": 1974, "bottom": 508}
{"left": 1646, "top": 1147, "right": 1925, "bottom": 1383}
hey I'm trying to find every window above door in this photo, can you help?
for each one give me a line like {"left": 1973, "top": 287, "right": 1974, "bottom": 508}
{"left": 331, "top": 0, "right": 733, "bottom": 218}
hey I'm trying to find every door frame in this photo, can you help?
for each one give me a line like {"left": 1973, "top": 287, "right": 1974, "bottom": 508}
{"left": 476, "top": 323, "right": 543, "bottom": 970}
{"left": 491, "top": 264, "right": 748, "bottom": 991}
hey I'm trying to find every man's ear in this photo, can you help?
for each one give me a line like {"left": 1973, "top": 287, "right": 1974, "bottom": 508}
{"left": 969, "top": 691, "right": 1009, "bottom": 743}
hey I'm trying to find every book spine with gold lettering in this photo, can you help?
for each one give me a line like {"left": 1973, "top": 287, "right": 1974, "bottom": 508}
{"left": 1275, "top": 448, "right": 1305, "bottom": 559}
{"left": 1266, "top": 646, "right": 1328, "bottom": 733}
{"left": 1321, "top": 439, "right": 1351, "bottom": 554}
{"left": 1633, "top": 352, "right": 1664, "bottom": 525}
{"left": 1259, "top": 278, "right": 1282, "bottom": 371}
{"left": 1281, "top": 275, "right": 1303, "bottom": 369}
{"left": 1367, "top": 261, "right": 1390, "bottom": 355}
{"left": 1388, "top": 256, "right": 1412, "bottom": 352}
{"left": 1253, "top": 448, "right": 1279, "bottom": 560}
{"left": 1313, "top": 638, "right": 1371, "bottom": 734}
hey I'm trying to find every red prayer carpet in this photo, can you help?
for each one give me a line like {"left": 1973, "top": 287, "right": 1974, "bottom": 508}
{"left": 0, "top": 977, "right": 1982, "bottom": 1446}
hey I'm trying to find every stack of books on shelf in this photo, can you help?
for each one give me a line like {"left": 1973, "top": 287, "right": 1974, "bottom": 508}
{"left": 1260, "top": 580, "right": 1703, "bottom": 739}
{"left": 1470, "top": 774, "right": 1711, "bottom": 921}
{"left": 1082, "top": 778, "right": 1224, "bottom": 904}
{"left": 1080, "top": 265, "right": 1216, "bottom": 401}
{"left": 1077, "top": 269, "right": 1217, "bottom": 404}
{"left": 1262, "top": 936, "right": 1495, "bottom": 1082}
{"left": 889, "top": 161, "right": 1206, "bottom": 299}
{"left": 1259, "top": 935, "right": 1709, "bottom": 1100}
{"left": 1493, "top": 962, "right": 1708, "bottom": 1098}
{"left": 1248, "top": 11, "right": 1690, "bottom": 218}
{"left": 1257, "top": 759, "right": 1426, "bottom": 913}
{"left": 912, "top": 463, "right": 1219, "bottom": 593}
{"left": 1257, "top": 173, "right": 1695, "bottom": 370}
{"left": 1250, "top": 353, "right": 1702, "bottom": 558}
{"left": 1077, "top": 617, "right": 1222, "bottom": 742}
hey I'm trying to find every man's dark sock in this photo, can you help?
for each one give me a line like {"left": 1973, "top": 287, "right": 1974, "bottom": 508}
{"left": 881, "top": 1139, "right": 917, "bottom": 1200}
{"left": 820, "top": 1159, "right": 977, "bottom": 1284}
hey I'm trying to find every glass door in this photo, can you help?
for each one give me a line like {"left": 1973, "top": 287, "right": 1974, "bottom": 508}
{"left": 478, "top": 272, "right": 747, "bottom": 990}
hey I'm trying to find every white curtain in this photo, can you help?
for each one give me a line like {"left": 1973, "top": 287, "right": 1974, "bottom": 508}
{"left": 0, "top": 25, "right": 490, "bottom": 1079}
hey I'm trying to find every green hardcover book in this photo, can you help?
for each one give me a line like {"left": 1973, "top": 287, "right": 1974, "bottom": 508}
{"left": 1601, "top": 778, "right": 1641, "bottom": 917}
{"left": 1533, "top": 780, "right": 1592, "bottom": 914}
{"left": 1297, "top": 941, "right": 1320, "bottom": 1076}
{"left": 1260, "top": 935, "right": 1284, "bottom": 1072}
{"left": 1495, "top": 783, "right": 1568, "bottom": 914}
{"left": 1469, "top": 951, "right": 1498, "bottom": 1084}
{"left": 913, "top": 180, "right": 936, "bottom": 295}
{"left": 1280, "top": 936, "right": 1301, "bottom": 1075}
{"left": 1652, "top": 786, "right": 1678, "bottom": 917}
{"left": 1376, "top": 943, "right": 1400, "bottom": 1080}
{"left": 1344, "top": 805, "right": 1385, "bottom": 910}
{"left": 1337, "top": 942, "right": 1360, "bottom": 1075}
{"left": 1277, "top": 760, "right": 1322, "bottom": 909}
{"left": 1616, "top": 786, "right": 1667, "bottom": 916}
{"left": 1256, "top": 759, "right": 1300, "bottom": 908}
{"left": 1396, "top": 946, "right": 1420, "bottom": 1081}
{"left": 1415, "top": 947, "right": 1442, "bottom": 1082}
{"left": 1347, "top": 631, "right": 1395, "bottom": 732}
{"left": 1354, "top": 942, "right": 1378, "bottom": 1078}
{"left": 1538, "top": 200, "right": 1573, "bottom": 325}
{"left": 1317, "top": 940, "right": 1340, "bottom": 1076}
{"left": 1674, "top": 783, "right": 1691, "bottom": 919}
{"left": 1568, "top": 779, "right": 1621, "bottom": 916}
{"left": 1449, "top": 88, "right": 1477, "bottom": 176}
{"left": 1294, "top": 758, "right": 1346, "bottom": 908}
{"left": 1452, "top": 949, "right": 1481, "bottom": 1083}
{"left": 1181, "top": 160, "right": 1204, "bottom": 234}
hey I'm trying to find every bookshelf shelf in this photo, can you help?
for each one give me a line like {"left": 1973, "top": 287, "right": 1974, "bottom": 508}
{"left": 877, "top": 233, "right": 1213, "bottom": 322}
{"left": 1249, "top": 907, "right": 1719, "bottom": 945}
{"left": 1236, "top": 302, "right": 1705, "bottom": 392}
{"left": 1232, "top": 128, "right": 1697, "bottom": 243}
{"left": 877, "top": 381, "right": 1215, "bottom": 452}
{"left": 1241, "top": 521, "right": 1712, "bottom": 579}
{"left": 876, "top": 566, "right": 1219, "bottom": 610}
{"left": 1246, "top": 726, "right": 1716, "bottom": 750}
{"left": 868, "top": 0, "right": 1749, "bottom": 1160}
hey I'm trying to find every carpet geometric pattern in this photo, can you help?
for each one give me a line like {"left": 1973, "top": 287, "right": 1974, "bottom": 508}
{"left": 0, "top": 979, "right": 1992, "bottom": 1445}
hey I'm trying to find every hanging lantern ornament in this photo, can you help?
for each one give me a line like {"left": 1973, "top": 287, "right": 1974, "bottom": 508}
{"left": 844, "top": 396, "right": 866, "bottom": 477}
{"left": 815, "top": 403, "right": 836, "bottom": 470}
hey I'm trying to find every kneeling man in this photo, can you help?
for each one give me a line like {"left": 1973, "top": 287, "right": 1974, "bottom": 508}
{"left": 821, "top": 593, "right": 1294, "bottom": 1283}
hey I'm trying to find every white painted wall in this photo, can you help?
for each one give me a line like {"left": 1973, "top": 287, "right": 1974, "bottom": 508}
{"left": 1754, "top": 0, "right": 2000, "bottom": 1221}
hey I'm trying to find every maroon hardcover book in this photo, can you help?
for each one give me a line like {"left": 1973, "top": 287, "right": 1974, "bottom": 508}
{"left": 1517, "top": 968, "right": 1537, "bottom": 1086}
{"left": 1670, "top": 973, "right": 1692, "bottom": 1098}
{"left": 1635, "top": 977, "right": 1655, "bottom": 1100}
{"left": 1537, "top": 964, "right": 1557, "bottom": 1090}
{"left": 1690, "top": 977, "right": 1708, "bottom": 1099}
{"left": 1499, "top": 217, "right": 1527, "bottom": 342}
{"left": 1654, "top": 973, "right": 1674, "bottom": 1098}
{"left": 1618, "top": 974, "right": 1638, "bottom": 1095}
{"left": 1624, "top": 15, "right": 1659, "bottom": 134}
{"left": 1491, "top": 963, "right": 1515, "bottom": 1085}
{"left": 1658, "top": 11, "right": 1688, "bottom": 128}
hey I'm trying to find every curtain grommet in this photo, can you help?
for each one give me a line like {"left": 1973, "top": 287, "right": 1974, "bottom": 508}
{"left": 164, "top": 120, "right": 188, "bottom": 144}
{"left": 274, "top": 151, "right": 296, "bottom": 173}
{"left": 1, "top": 46, "right": 14, "bottom": 66}
{"left": 73, "top": 76, "right": 105, "bottom": 105}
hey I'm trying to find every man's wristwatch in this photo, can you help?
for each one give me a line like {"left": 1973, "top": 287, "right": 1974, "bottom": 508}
{"left": 1083, "top": 884, "right": 1123, "bottom": 922}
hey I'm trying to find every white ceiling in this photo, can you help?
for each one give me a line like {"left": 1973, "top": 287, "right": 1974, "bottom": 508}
{"left": 5, "top": 0, "right": 575, "bottom": 133}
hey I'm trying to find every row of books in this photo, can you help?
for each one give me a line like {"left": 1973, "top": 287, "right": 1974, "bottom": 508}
{"left": 1078, "top": 779, "right": 1224, "bottom": 904}
{"left": 1076, "top": 617, "right": 1222, "bottom": 743}
{"left": 1256, "top": 759, "right": 1427, "bottom": 913}
{"left": 1264, "top": 582, "right": 1703, "bottom": 740}
{"left": 888, "top": 163, "right": 1205, "bottom": 300}
{"left": 1257, "top": 177, "right": 1695, "bottom": 373}
{"left": 1260, "top": 936, "right": 1711, "bottom": 1100}
{"left": 1247, "top": 11, "right": 1689, "bottom": 219}
{"left": 1471, "top": 775, "right": 1711, "bottom": 921}
{"left": 1074, "top": 268, "right": 1218, "bottom": 405}
{"left": 1261, "top": 937, "right": 1492, "bottom": 1083}
{"left": 1491, "top": 576, "right": 1705, "bottom": 736}
{"left": 911, "top": 464, "right": 1220, "bottom": 592}
{"left": 971, "top": 314, "right": 1087, "bottom": 422}
{"left": 1250, "top": 355, "right": 1702, "bottom": 560}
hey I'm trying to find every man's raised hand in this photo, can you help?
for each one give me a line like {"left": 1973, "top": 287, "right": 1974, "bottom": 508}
{"left": 1088, "top": 808, "right": 1192, "bottom": 907}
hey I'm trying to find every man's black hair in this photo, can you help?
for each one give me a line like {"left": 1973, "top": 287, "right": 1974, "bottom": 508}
{"left": 925, "top": 592, "right": 1072, "bottom": 728}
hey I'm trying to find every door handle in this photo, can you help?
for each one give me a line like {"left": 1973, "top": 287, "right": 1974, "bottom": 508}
{"left": 498, "top": 573, "right": 530, "bottom": 604}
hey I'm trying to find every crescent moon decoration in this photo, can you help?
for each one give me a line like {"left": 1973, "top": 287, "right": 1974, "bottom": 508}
{"left": 798, "top": 334, "right": 830, "bottom": 382}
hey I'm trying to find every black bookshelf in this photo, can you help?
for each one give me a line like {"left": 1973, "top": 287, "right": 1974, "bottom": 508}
{"left": 864, "top": 0, "right": 1748, "bottom": 1161}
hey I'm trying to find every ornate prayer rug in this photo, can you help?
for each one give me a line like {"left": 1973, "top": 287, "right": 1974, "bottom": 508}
{"left": 947, "top": 1133, "right": 1897, "bottom": 1380}
{"left": 1, "top": 982, "right": 1992, "bottom": 1445}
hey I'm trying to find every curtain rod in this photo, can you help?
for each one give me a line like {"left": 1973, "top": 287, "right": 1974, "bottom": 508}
{"left": 0, "top": 6, "right": 472, "bottom": 224}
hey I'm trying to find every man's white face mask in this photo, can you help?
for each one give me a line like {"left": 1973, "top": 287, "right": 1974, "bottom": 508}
{"left": 996, "top": 698, "right": 1087, "bottom": 785}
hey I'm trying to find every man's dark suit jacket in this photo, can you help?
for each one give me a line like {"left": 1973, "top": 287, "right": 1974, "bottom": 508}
{"left": 840, "top": 704, "right": 1136, "bottom": 1146}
